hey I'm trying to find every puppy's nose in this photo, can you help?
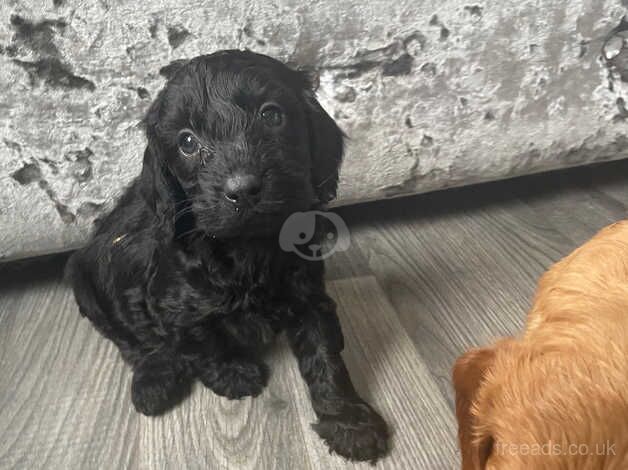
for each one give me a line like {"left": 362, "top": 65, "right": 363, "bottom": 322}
{"left": 223, "top": 173, "right": 262, "bottom": 205}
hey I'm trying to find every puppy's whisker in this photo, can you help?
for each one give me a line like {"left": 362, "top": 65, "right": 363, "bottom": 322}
{"left": 255, "top": 200, "right": 285, "bottom": 208}
{"left": 174, "top": 210, "right": 194, "bottom": 222}
{"left": 174, "top": 197, "right": 200, "bottom": 205}
{"left": 253, "top": 200, "right": 286, "bottom": 214}
{"left": 175, "top": 227, "right": 206, "bottom": 240}
{"left": 173, "top": 204, "right": 197, "bottom": 220}
{"left": 259, "top": 199, "right": 285, "bottom": 204}
{"left": 315, "top": 172, "right": 336, "bottom": 188}
{"left": 253, "top": 207, "right": 277, "bottom": 214}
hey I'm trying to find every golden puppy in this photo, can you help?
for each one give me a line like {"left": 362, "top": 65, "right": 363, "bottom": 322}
{"left": 453, "top": 221, "right": 628, "bottom": 470}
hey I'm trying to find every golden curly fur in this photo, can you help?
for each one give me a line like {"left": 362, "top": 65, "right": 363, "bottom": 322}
{"left": 453, "top": 221, "right": 628, "bottom": 470}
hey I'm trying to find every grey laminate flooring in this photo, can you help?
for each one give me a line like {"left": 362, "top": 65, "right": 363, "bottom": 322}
{"left": 1, "top": 160, "right": 627, "bottom": 470}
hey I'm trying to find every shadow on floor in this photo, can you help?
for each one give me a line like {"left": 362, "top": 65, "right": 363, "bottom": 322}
{"left": 334, "top": 159, "right": 628, "bottom": 230}
{"left": 0, "top": 252, "right": 70, "bottom": 291}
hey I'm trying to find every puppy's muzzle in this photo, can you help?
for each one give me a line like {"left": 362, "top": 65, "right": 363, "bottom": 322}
{"left": 223, "top": 173, "right": 262, "bottom": 206}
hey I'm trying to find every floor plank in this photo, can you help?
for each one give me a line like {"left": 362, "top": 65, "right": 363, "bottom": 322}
{"left": 138, "top": 341, "right": 313, "bottom": 470}
{"left": 1, "top": 160, "right": 628, "bottom": 469}
{"left": 0, "top": 260, "right": 139, "bottom": 470}
{"left": 334, "top": 163, "right": 627, "bottom": 409}
{"left": 512, "top": 163, "right": 627, "bottom": 246}
{"left": 326, "top": 276, "right": 459, "bottom": 470}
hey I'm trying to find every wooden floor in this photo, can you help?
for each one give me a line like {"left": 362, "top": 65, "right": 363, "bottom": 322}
{"left": 1, "top": 160, "right": 628, "bottom": 470}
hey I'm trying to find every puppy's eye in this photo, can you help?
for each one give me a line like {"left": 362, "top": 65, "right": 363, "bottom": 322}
{"left": 260, "top": 104, "right": 283, "bottom": 127}
{"left": 177, "top": 130, "right": 200, "bottom": 156}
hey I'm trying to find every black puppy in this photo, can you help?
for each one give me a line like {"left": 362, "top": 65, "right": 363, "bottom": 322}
{"left": 66, "top": 50, "right": 389, "bottom": 462}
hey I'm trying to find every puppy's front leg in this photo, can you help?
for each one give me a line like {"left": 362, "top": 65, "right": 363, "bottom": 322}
{"left": 132, "top": 348, "right": 191, "bottom": 416}
{"left": 185, "top": 330, "right": 269, "bottom": 400}
{"left": 195, "top": 353, "right": 269, "bottom": 400}
{"left": 287, "top": 295, "right": 389, "bottom": 462}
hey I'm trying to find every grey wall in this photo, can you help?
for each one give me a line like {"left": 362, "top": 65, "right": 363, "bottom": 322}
{"left": 1, "top": 0, "right": 628, "bottom": 260}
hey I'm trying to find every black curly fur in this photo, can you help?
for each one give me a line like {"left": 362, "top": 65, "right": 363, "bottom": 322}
{"left": 65, "top": 50, "right": 389, "bottom": 462}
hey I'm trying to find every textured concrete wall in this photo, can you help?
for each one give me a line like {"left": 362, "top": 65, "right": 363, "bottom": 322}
{"left": 1, "top": 1, "right": 628, "bottom": 260}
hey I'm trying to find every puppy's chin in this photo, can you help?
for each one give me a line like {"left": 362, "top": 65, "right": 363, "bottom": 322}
{"left": 200, "top": 199, "right": 312, "bottom": 240}
{"left": 207, "top": 216, "right": 284, "bottom": 239}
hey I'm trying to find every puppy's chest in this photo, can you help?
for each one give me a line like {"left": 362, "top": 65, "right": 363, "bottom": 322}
{"left": 149, "top": 242, "right": 319, "bottom": 328}
{"left": 189, "top": 246, "right": 305, "bottom": 317}
{"left": 214, "top": 265, "right": 289, "bottom": 316}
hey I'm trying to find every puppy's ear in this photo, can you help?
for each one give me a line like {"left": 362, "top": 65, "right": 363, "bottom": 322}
{"left": 159, "top": 59, "right": 190, "bottom": 81}
{"left": 299, "top": 72, "right": 344, "bottom": 205}
{"left": 139, "top": 92, "right": 189, "bottom": 236}
{"left": 453, "top": 345, "right": 498, "bottom": 470}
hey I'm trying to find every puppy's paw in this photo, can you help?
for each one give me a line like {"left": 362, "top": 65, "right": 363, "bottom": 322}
{"left": 313, "top": 403, "right": 390, "bottom": 463}
{"left": 198, "top": 358, "right": 269, "bottom": 400}
{"left": 131, "top": 351, "right": 190, "bottom": 416}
